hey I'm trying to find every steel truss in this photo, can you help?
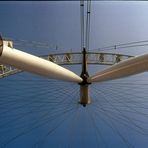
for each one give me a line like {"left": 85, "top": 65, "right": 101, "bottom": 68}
{"left": 0, "top": 51, "right": 133, "bottom": 79}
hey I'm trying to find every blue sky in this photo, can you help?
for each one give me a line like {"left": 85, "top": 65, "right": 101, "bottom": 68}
{"left": 1, "top": 1, "right": 148, "bottom": 53}
{"left": 1, "top": 1, "right": 148, "bottom": 148}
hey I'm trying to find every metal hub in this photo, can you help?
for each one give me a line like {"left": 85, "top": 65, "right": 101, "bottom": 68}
{"left": 79, "top": 48, "right": 91, "bottom": 107}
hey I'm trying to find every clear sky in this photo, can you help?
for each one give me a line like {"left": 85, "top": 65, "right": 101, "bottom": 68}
{"left": 1, "top": 1, "right": 148, "bottom": 53}
{"left": 1, "top": 1, "right": 148, "bottom": 148}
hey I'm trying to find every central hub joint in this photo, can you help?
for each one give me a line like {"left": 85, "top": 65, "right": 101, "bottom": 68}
{"left": 79, "top": 48, "right": 91, "bottom": 107}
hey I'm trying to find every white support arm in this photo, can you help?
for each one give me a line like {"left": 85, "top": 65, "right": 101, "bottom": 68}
{"left": 0, "top": 36, "right": 82, "bottom": 83}
{"left": 88, "top": 53, "right": 148, "bottom": 83}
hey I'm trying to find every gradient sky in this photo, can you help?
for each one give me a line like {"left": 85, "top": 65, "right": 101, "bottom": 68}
{"left": 1, "top": 1, "right": 148, "bottom": 148}
{"left": 1, "top": 1, "right": 148, "bottom": 52}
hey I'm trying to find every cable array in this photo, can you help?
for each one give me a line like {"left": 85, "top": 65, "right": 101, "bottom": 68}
{"left": 80, "top": 0, "right": 91, "bottom": 51}
{"left": 3, "top": 37, "right": 57, "bottom": 50}
{"left": 85, "top": 0, "right": 91, "bottom": 51}
{"left": 1, "top": 1, "right": 148, "bottom": 147}
{"left": 0, "top": 72, "right": 148, "bottom": 147}
{"left": 93, "top": 39, "right": 148, "bottom": 51}
{"left": 80, "top": 0, "right": 85, "bottom": 50}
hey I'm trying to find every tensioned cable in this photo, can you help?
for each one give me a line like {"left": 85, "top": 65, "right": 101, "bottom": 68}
{"left": 80, "top": 0, "right": 91, "bottom": 51}
{"left": 91, "top": 87, "right": 135, "bottom": 147}
{"left": 3, "top": 37, "right": 57, "bottom": 50}
{"left": 1, "top": 2, "right": 148, "bottom": 147}
{"left": 92, "top": 39, "right": 148, "bottom": 51}
{"left": 4, "top": 36, "right": 148, "bottom": 53}
{"left": 1, "top": 75, "right": 148, "bottom": 147}
{"left": 91, "top": 84, "right": 148, "bottom": 134}
{"left": 85, "top": 0, "right": 91, "bottom": 51}
{"left": 0, "top": 80, "right": 79, "bottom": 147}
{"left": 80, "top": 0, "right": 85, "bottom": 50}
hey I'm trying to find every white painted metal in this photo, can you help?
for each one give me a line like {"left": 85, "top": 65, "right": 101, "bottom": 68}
{"left": 48, "top": 53, "right": 132, "bottom": 65}
{"left": 3, "top": 40, "right": 13, "bottom": 48}
{"left": 89, "top": 54, "right": 148, "bottom": 83}
{"left": 0, "top": 44, "right": 82, "bottom": 82}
